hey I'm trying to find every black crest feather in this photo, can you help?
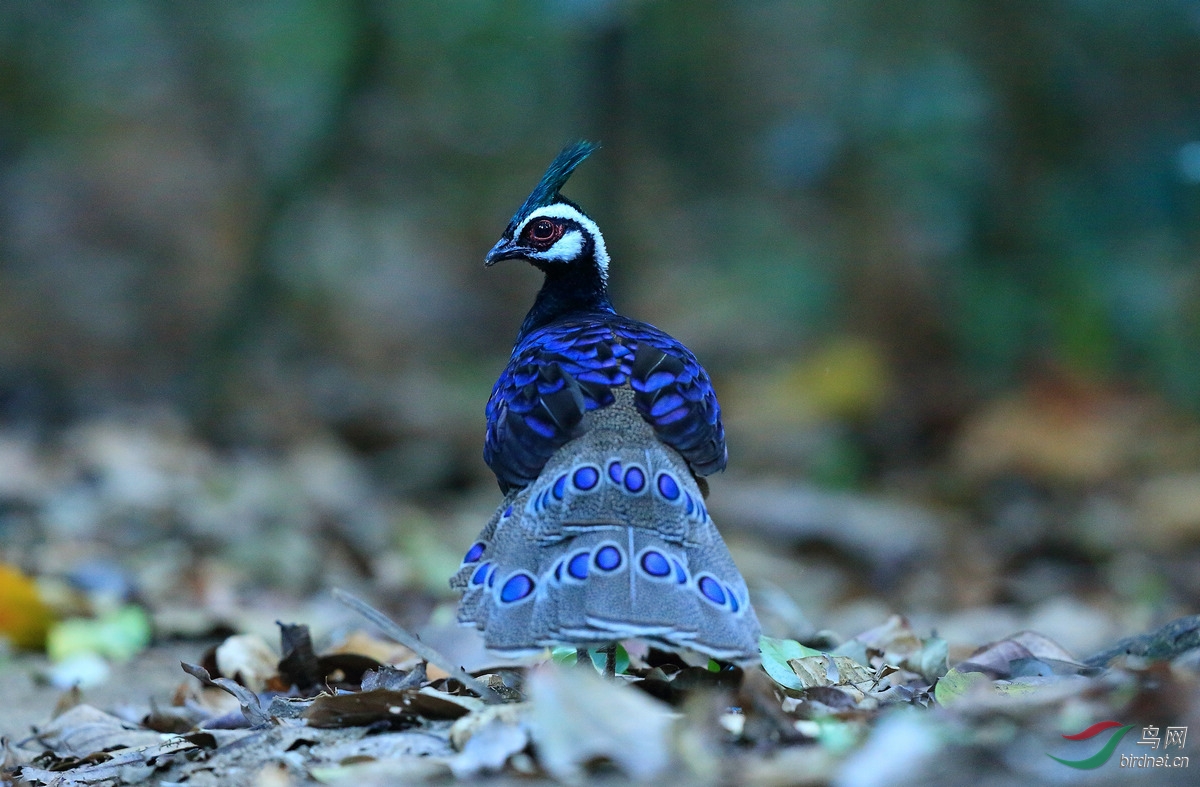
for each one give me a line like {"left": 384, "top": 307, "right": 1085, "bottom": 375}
{"left": 507, "top": 141, "right": 599, "bottom": 232}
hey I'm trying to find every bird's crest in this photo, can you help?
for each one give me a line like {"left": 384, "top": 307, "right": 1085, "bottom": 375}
{"left": 507, "top": 141, "right": 598, "bottom": 233}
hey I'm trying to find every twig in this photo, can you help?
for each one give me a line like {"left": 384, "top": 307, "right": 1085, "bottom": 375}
{"left": 331, "top": 588, "right": 504, "bottom": 704}
{"left": 180, "top": 661, "right": 270, "bottom": 726}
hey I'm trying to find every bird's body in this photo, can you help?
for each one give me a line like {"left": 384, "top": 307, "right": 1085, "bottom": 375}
{"left": 485, "top": 312, "right": 727, "bottom": 494}
{"left": 451, "top": 143, "right": 760, "bottom": 664}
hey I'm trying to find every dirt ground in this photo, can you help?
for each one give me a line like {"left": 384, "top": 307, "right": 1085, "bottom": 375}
{"left": 2, "top": 642, "right": 208, "bottom": 743}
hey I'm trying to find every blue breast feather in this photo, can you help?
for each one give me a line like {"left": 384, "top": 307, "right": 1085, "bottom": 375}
{"left": 485, "top": 313, "right": 726, "bottom": 492}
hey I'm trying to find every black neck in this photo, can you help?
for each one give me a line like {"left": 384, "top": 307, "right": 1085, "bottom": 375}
{"left": 517, "top": 257, "right": 614, "bottom": 340}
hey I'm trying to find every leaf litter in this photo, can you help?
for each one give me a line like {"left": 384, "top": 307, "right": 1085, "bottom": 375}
{"left": 3, "top": 588, "right": 1198, "bottom": 787}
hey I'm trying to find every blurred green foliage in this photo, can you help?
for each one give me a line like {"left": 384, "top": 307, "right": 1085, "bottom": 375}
{"left": 1, "top": 0, "right": 1198, "bottom": 479}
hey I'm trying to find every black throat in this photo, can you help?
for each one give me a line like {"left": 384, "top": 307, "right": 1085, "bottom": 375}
{"left": 516, "top": 254, "right": 614, "bottom": 341}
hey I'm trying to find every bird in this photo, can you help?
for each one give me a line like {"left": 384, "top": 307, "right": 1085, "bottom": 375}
{"left": 450, "top": 142, "right": 761, "bottom": 667}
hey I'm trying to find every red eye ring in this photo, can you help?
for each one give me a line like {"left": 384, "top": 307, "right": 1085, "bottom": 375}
{"left": 525, "top": 218, "right": 564, "bottom": 247}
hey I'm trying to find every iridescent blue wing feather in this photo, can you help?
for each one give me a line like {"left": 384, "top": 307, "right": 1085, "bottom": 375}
{"left": 629, "top": 331, "right": 727, "bottom": 476}
{"left": 484, "top": 314, "right": 727, "bottom": 492}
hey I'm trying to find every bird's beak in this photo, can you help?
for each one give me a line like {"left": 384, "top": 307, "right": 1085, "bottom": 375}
{"left": 484, "top": 238, "right": 524, "bottom": 267}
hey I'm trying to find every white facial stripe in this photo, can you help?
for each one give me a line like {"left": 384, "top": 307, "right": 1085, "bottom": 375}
{"left": 536, "top": 229, "right": 584, "bottom": 262}
{"left": 515, "top": 204, "right": 610, "bottom": 281}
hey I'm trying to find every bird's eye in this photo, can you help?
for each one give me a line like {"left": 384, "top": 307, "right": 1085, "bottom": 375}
{"left": 526, "top": 219, "right": 562, "bottom": 246}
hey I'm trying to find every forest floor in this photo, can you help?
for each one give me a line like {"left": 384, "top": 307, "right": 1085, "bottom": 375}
{"left": 2, "top": 384, "right": 1200, "bottom": 785}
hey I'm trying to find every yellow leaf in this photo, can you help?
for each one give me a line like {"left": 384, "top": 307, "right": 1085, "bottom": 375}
{"left": 0, "top": 563, "right": 54, "bottom": 650}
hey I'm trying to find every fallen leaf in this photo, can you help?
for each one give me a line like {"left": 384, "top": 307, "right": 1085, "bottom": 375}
{"left": 180, "top": 661, "right": 269, "bottom": 726}
{"left": 27, "top": 704, "right": 169, "bottom": 757}
{"left": 449, "top": 702, "right": 527, "bottom": 751}
{"left": 550, "top": 643, "right": 631, "bottom": 674}
{"left": 787, "top": 655, "right": 874, "bottom": 689}
{"left": 836, "top": 615, "right": 949, "bottom": 683}
{"left": 303, "top": 687, "right": 471, "bottom": 728}
{"left": 361, "top": 663, "right": 424, "bottom": 691}
{"left": 954, "top": 631, "right": 1086, "bottom": 679}
{"left": 449, "top": 715, "right": 530, "bottom": 778}
{"left": 215, "top": 633, "right": 278, "bottom": 693}
{"left": 0, "top": 563, "right": 54, "bottom": 649}
{"left": 277, "top": 622, "right": 322, "bottom": 691}
{"left": 933, "top": 667, "right": 1084, "bottom": 709}
{"left": 526, "top": 663, "right": 676, "bottom": 782}
{"left": 45, "top": 604, "right": 152, "bottom": 663}
{"left": 759, "top": 636, "right": 824, "bottom": 691}
{"left": 932, "top": 668, "right": 992, "bottom": 706}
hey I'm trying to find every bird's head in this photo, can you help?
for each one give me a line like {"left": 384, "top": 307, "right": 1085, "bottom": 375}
{"left": 485, "top": 142, "right": 609, "bottom": 283}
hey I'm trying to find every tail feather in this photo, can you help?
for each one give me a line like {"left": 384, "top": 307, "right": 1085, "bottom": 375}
{"left": 453, "top": 395, "right": 760, "bottom": 664}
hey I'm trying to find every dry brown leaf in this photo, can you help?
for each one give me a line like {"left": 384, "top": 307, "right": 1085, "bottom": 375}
{"left": 28, "top": 704, "right": 168, "bottom": 757}
{"left": 787, "top": 655, "right": 875, "bottom": 689}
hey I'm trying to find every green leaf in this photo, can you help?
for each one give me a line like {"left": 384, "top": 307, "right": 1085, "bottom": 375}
{"left": 933, "top": 668, "right": 992, "bottom": 706}
{"left": 590, "top": 644, "right": 630, "bottom": 674}
{"left": 759, "top": 635, "right": 824, "bottom": 690}
{"left": 549, "top": 645, "right": 630, "bottom": 674}
{"left": 46, "top": 605, "right": 152, "bottom": 663}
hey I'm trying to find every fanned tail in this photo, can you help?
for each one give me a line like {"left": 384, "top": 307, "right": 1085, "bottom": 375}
{"left": 452, "top": 391, "right": 760, "bottom": 663}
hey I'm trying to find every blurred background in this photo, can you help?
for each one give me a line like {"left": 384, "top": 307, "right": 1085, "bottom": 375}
{"left": 1, "top": 0, "right": 1199, "bottom": 672}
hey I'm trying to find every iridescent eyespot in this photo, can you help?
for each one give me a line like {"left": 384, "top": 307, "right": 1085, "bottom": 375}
{"left": 572, "top": 465, "right": 600, "bottom": 491}
{"left": 500, "top": 573, "right": 535, "bottom": 603}
{"left": 463, "top": 542, "right": 486, "bottom": 564}
{"left": 655, "top": 472, "right": 680, "bottom": 501}
{"left": 698, "top": 575, "right": 726, "bottom": 606}
{"left": 624, "top": 466, "right": 645, "bottom": 494}
{"left": 594, "top": 545, "right": 622, "bottom": 571}
{"left": 639, "top": 550, "right": 671, "bottom": 577}
{"left": 471, "top": 562, "right": 491, "bottom": 586}
{"left": 567, "top": 552, "right": 590, "bottom": 580}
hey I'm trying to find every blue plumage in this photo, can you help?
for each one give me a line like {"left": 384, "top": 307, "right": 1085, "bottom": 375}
{"left": 454, "top": 143, "right": 760, "bottom": 664}
{"left": 485, "top": 314, "right": 726, "bottom": 492}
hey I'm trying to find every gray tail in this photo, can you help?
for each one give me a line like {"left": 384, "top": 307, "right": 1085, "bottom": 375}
{"left": 452, "top": 401, "right": 760, "bottom": 664}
